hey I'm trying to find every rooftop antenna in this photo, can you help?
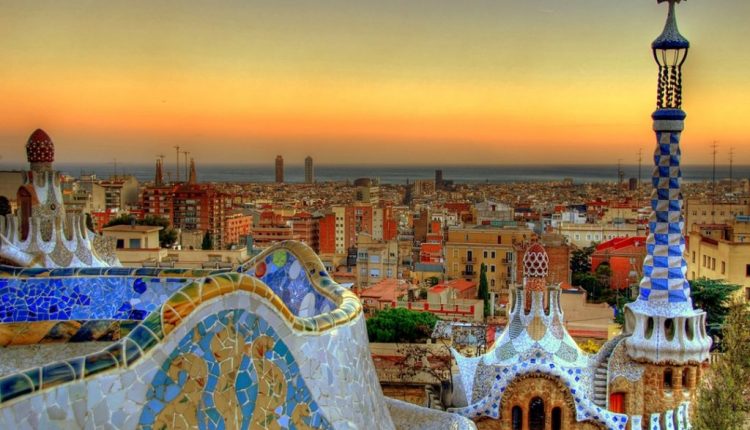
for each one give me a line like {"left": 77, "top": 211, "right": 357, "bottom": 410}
{"left": 617, "top": 159, "right": 624, "bottom": 200}
{"left": 729, "top": 146, "right": 734, "bottom": 195}
{"left": 174, "top": 145, "right": 181, "bottom": 182}
{"left": 729, "top": 146, "right": 735, "bottom": 217}
{"left": 638, "top": 148, "right": 643, "bottom": 208}
{"left": 711, "top": 141, "right": 718, "bottom": 223}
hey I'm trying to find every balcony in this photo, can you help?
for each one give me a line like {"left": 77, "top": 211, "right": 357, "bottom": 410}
{"left": 461, "top": 271, "right": 476, "bottom": 277}
{"left": 461, "top": 257, "right": 477, "bottom": 264}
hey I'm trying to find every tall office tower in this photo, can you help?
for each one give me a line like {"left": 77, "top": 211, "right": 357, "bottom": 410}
{"left": 305, "top": 156, "right": 314, "bottom": 184}
{"left": 275, "top": 155, "right": 284, "bottom": 183}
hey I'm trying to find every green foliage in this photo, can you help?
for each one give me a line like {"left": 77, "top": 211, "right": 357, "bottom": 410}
{"left": 477, "top": 263, "right": 490, "bottom": 318}
{"left": 570, "top": 245, "right": 595, "bottom": 275}
{"left": 366, "top": 307, "right": 439, "bottom": 343}
{"left": 574, "top": 272, "right": 607, "bottom": 303}
{"left": 0, "top": 196, "right": 11, "bottom": 217}
{"left": 612, "top": 293, "right": 634, "bottom": 327}
{"left": 595, "top": 263, "right": 612, "bottom": 289}
{"left": 426, "top": 276, "right": 440, "bottom": 287}
{"left": 690, "top": 278, "right": 742, "bottom": 339}
{"left": 694, "top": 301, "right": 750, "bottom": 430}
{"left": 84, "top": 213, "right": 95, "bottom": 232}
{"left": 201, "top": 231, "right": 213, "bottom": 250}
{"left": 105, "top": 214, "right": 178, "bottom": 248}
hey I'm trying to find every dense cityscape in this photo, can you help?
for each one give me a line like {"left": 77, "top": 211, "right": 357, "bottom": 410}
{"left": 0, "top": 1, "right": 748, "bottom": 429}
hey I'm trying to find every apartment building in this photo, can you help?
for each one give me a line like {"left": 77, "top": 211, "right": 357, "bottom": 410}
{"left": 445, "top": 225, "right": 533, "bottom": 301}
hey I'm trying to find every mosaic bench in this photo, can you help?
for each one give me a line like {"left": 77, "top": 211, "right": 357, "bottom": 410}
{"left": 0, "top": 241, "right": 475, "bottom": 429}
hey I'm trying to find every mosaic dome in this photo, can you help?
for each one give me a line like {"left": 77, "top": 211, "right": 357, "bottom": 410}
{"left": 26, "top": 129, "right": 54, "bottom": 164}
{"left": 523, "top": 242, "right": 548, "bottom": 278}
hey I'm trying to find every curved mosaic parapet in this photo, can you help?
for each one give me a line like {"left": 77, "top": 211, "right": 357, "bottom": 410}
{"left": 0, "top": 241, "right": 473, "bottom": 429}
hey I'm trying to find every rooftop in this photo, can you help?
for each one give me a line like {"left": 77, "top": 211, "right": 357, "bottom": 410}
{"left": 102, "top": 225, "right": 163, "bottom": 233}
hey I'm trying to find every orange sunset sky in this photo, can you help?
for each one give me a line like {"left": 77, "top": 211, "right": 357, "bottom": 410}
{"left": 0, "top": 1, "right": 749, "bottom": 165}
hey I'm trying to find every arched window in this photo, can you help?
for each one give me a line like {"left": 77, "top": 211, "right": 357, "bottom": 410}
{"left": 551, "top": 407, "right": 562, "bottom": 430}
{"left": 511, "top": 406, "right": 522, "bottom": 430}
{"left": 529, "top": 397, "right": 545, "bottom": 430}
{"left": 663, "top": 368, "right": 673, "bottom": 389}
{"left": 682, "top": 368, "right": 690, "bottom": 389}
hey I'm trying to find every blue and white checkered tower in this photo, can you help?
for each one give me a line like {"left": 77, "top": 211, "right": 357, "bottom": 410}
{"left": 624, "top": 0, "right": 711, "bottom": 364}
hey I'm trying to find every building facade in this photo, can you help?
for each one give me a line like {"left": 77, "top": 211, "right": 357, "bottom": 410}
{"left": 445, "top": 225, "right": 532, "bottom": 301}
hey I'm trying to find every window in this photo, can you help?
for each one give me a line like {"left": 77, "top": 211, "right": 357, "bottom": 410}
{"left": 529, "top": 397, "right": 545, "bottom": 430}
{"left": 692, "top": 252, "right": 695, "bottom": 263}
{"left": 369, "top": 255, "right": 380, "bottom": 263}
{"left": 663, "top": 368, "right": 673, "bottom": 389}
{"left": 491, "top": 265, "right": 496, "bottom": 273}
{"left": 116, "top": 239, "right": 124, "bottom": 249}
{"left": 369, "top": 269, "right": 381, "bottom": 278}
{"left": 746, "top": 264, "right": 750, "bottom": 277}
{"left": 721, "top": 261, "right": 726, "bottom": 275}
{"left": 484, "top": 250, "right": 488, "bottom": 258}
{"left": 682, "top": 368, "right": 690, "bottom": 389}
{"left": 491, "top": 251, "right": 496, "bottom": 259}
{"left": 491, "top": 279, "right": 495, "bottom": 287}
{"left": 129, "top": 238, "right": 141, "bottom": 249}
{"left": 551, "top": 407, "right": 562, "bottom": 430}
{"left": 511, "top": 406, "right": 522, "bottom": 430}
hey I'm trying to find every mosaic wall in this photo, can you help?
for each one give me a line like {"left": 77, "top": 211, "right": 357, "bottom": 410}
{"left": 242, "top": 249, "right": 335, "bottom": 318}
{"left": 0, "top": 242, "right": 475, "bottom": 429}
{"left": 0, "top": 267, "right": 224, "bottom": 323}
{"left": 139, "top": 309, "right": 332, "bottom": 430}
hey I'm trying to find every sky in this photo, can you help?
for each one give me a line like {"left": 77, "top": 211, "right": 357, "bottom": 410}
{"left": 0, "top": 0, "right": 749, "bottom": 166}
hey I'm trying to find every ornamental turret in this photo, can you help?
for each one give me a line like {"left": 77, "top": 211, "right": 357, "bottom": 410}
{"left": 623, "top": 0, "right": 711, "bottom": 365}
{"left": 26, "top": 128, "right": 55, "bottom": 172}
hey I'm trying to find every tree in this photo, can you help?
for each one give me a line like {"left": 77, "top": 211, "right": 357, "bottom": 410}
{"left": 570, "top": 245, "right": 595, "bottom": 275}
{"left": 84, "top": 213, "right": 95, "bottom": 232}
{"left": 0, "top": 196, "right": 11, "bottom": 217}
{"left": 201, "top": 231, "right": 213, "bottom": 250}
{"left": 366, "top": 307, "right": 439, "bottom": 343}
{"left": 595, "top": 263, "right": 612, "bottom": 290}
{"left": 689, "top": 278, "right": 741, "bottom": 340}
{"left": 477, "top": 263, "right": 490, "bottom": 319}
{"left": 426, "top": 276, "right": 440, "bottom": 287}
{"left": 693, "top": 301, "right": 750, "bottom": 430}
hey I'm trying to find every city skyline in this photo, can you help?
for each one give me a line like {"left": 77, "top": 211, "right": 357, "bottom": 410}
{"left": 1, "top": 1, "right": 749, "bottom": 165}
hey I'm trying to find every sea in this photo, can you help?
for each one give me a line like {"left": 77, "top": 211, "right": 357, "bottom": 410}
{"left": 0, "top": 163, "right": 746, "bottom": 185}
